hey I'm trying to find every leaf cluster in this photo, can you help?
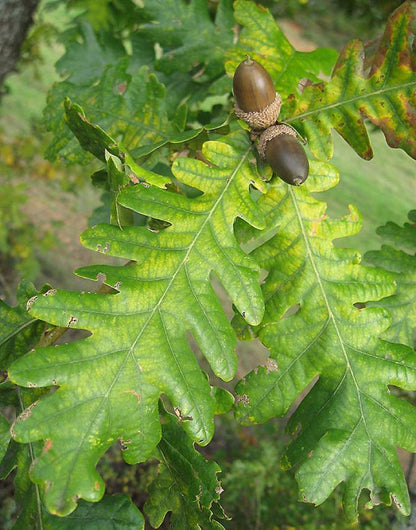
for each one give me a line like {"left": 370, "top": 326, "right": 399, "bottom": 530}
{"left": 1, "top": 1, "right": 416, "bottom": 528}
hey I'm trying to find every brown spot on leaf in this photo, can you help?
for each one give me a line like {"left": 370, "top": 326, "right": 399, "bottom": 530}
{"left": 18, "top": 400, "right": 39, "bottom": 421}
{"left": 124, "top": 390, "right": 142, "bottom": 403}
{"left": 235, "top": 394, "right": 249, "bottom": 407}
{"left": 174, "top": 407, "right": 193, "bottom": 421}
{"left": 119, "top": 437, "right": 131, "bottom": 451}
{"left": 298, "top": 77, "right": 313, "bottom": 93}
{"left": 26, "top": 296, "right": 38, "bottom": 311}
{"left": 310, "top": 219, "right": 320, "bottom": 237}
{"left": 43, "top": 439, "right": 53, "bottom": 453}
{"left": 67, "top": 315, "right": 78, "bottom": 328}
{"left": 265, "top": 358, "right": 278, "bottom": 374}
{"left": 116, "top": 82, "right": 127, "bottom": 95}
{"left": 215, "top": 485, "right": 224, "bottom": 495}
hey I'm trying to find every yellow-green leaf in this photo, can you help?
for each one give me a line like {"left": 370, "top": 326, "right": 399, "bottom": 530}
{"left": 284, "top": 1, "right": 416, "bottom": 160}
{"left": 8, "top": 130, "right": 265, "bottom": 516}
{"left": 234, "top": 164, "right": 416, "bottom": 520}
{"left": 365, "top": 209, "right": 416, "bottom": 347}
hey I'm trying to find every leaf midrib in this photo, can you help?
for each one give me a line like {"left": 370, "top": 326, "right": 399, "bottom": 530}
{"left": 0, "top": 318, "right": 38, "bottom": 348}
{"left": 70, "top": 143, "right": 252, "bottom": 470}
{"left": 125, "top": 145, "right": 252, "bottom": 394}
{"left": 286, "top": 79, "right": 416, "bottom": 122}
{"left": 289, "top": 187, "right": 372, "bottom": 443}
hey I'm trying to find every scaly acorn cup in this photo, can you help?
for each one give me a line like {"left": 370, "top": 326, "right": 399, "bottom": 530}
{"left": 233, "top": 56, "right": 281, "bottom": 130}
{"left": 257, "top": 124, "right": 309, "bottom": 186}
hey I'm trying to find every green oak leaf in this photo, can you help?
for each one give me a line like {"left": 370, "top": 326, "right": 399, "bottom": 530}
{"left": 61, "top": 0, "right": 142, "bottom": 32}
{"left": 0, "top": 413, "right": 9, "bottom": 464}
{"left": 0, "top": 282, "right": 48, "bottom": 471}
{"left": 6, "top": 437, "right": 144, "bottom": 530}
{"left": 372, "top": 210, "right": 416, "bottom": 253}
{"left": 211, "top": 386, "right": 234, "bottom": 415}
{"left": 138, "top": 0, "right": 234, "bottom": 81}
{"left": 283, "top": 1, "right": 416, "bottom": 160}
{"left": 365, "top": 209, "right": 416, "bottom": 347}
{"left": 234, "top": 164, "right": 416, "bottom": 520}
{"left": 55, "top": 23, "right": 126, "bottom": 86}
{"left": 44, "top": 62, "right": 190, "bottom": 164}
{"left": 45, "top": 0, "right": 236, "bottom": 165}
{"left": 8, "top": 130, "right": 265, "bottom": 516}
{"left": 63, "top": 97, "right": 213, "bottom": 174}
{"left": 46, "top": 495, "right": 145, "bottom": 530}
{"left": 0, "top": 281, "right": 46, "bottom": 371}
{"left": 1, "top": 385, "right": 144, "bottom": 528}
{"left": 225, "top": 0, "right": 338, "bottom": 99}
{"left": 144, "top": 410, "right": 227, "bottom": 529}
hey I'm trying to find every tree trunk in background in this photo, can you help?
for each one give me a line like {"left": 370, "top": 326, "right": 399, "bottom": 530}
{"left": 0, "top": 0, "right": 40, "bottom": 88}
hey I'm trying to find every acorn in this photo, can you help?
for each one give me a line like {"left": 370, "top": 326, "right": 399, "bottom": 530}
{"left": 257, "top": 124, "right": 309, "bottom": 186}
{"left": 233, "top": 56, "right": 281, "bottom": 130}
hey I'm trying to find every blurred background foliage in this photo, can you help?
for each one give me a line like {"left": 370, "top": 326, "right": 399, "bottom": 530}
{"left": 0, "top": 0, "right": 414, "bottom": 527}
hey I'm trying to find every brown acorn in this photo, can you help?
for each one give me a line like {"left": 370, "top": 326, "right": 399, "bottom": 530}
{"left": 257, "top": 124, "right": 309, "bottom": 186}
{"left": 233, "top": 56, "right": 281, "bottom": 130}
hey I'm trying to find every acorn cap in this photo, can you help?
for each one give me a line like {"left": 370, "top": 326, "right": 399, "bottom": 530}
{"left": 234, "top": 93, "right": 281, "bottom": 130}
{"left": 257, "top": 124, "right": 309, "bottom": 186}
{"left": 257, "top": 124, "right": 296, "bottom": 160}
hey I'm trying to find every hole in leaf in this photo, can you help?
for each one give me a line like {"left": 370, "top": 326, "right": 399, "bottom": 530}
{"left": 281, "top": 304, "right": 300, "bottom": 319}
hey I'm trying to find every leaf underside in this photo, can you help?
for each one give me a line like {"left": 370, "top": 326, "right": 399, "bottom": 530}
{"left": 63, "top": 98, "right": 171, "bottom": 189}
{"left": 0, "top": 281, "right": 44, "bottom": 370}
{"left": 234, "top": 163, "right": 416, "bottom": 520}
{"left": 144, "top": 410, "right": 227, "bottom": 529}
{"left": 45, "top": 62, "right": 190, "bottom": 164}
{"left": 8, "top": 130, "right": 265, "bottom": 515}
